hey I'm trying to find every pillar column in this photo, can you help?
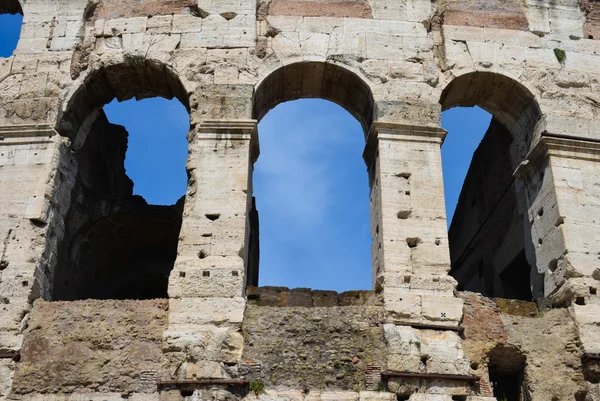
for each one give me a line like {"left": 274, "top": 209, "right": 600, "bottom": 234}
{"left": 0, "top": 124, "right": 75, "bottom": 400}
{"left": 164, "top": 119, "right": 259, "bottom": 380}
{"left": 364, "top": 122, "right": 463, "bottom": 329}
{"left": 516, "top": 135, "right": 600, "bottom": 363}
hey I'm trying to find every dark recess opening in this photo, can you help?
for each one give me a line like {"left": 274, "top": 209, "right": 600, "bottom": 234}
{"left": 54, "top": 106, "right": 186, "bottom": 301}
{"left": 488, "top": 345, "right": 526, "bottom": 401}
{"left": 447, "top": 116, "right": 534, "bottom": 301}
{"left": 499, "top": 250, "right": 533, "bottom": 300}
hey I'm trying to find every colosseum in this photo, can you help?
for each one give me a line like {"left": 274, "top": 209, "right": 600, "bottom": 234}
{"left": 0, "top": 0, "right": 599, "bottom": 399}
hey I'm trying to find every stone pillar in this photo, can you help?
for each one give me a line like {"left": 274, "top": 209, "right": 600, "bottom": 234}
{"left": 364, "top": 122, "right": 463, "bottom": 329}
{"left": 516, "top": 135, "right": 600, "bottom": 365}
{"left": 0, "top": 124, "right": 76, "bottom": 400}
{"left": 515, "top": 135, "right": 600, "bottom": 303}
{"left": 164, "top": 119, "right": 258, "bottom": 380}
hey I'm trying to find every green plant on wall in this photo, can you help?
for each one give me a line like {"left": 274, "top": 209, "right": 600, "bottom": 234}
{"left": 554, "top": 48, "right": 566, "bottom": 64}
{"left": 249, "top": 379, "right": 265, "bottom": 397}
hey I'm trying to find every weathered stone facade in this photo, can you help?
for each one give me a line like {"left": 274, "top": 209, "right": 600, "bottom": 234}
{"left": 0, "top": 0, "right": 600, "bottom": 399}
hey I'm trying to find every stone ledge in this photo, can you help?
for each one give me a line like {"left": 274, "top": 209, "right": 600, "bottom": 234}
{"left": 246, "top": 286, "right": 382, "bottom": 307}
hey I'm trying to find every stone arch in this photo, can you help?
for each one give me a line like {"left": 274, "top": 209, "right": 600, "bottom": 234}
{"left": 0, "top": 0, "right": 23, "bottom": 15}
{"left": 52, "top": 58, "right": 190, "bottom": 301}
{"left": 440, "top": 71, "right": 543, "bottom": 157}
{"left": 57, "top": 58, "right": 189, "bottom": 144}
{"left": 249, "top": 60, "right": 375, "bottom": 289}
{"left": 253, "top": 61, "right": 375, "bottom": 135}
{"left": 487, "top": 344, "right": 527, "bottom": 400}
{"left": 441, "top": 71, "right": 545, "bottom": 301}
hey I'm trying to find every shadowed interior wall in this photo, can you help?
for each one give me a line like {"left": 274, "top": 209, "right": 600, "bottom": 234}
{"left": 54, "top": 111, "right": 183, "bottom": 301}
{"left": 449, "top": 118, "right": 533, "bottom": 300}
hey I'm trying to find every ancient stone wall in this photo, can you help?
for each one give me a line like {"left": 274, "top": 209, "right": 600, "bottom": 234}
{"left": 1, "top": 0, "right": 600, "bottom": 399}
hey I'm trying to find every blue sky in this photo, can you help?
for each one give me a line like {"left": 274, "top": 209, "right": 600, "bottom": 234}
{"left": 1, "top": 14, "right": 493, "bottom": 292}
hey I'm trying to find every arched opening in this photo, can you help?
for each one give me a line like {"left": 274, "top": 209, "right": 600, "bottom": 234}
{"left": 0, "top": 1, "right": 23, "bottom": 57}
{"left": 103, "top": 97, "right": 188, "bottom": 205}
{"left": 487, "top": 345, "right": 527, "bottom": 400}
{"left": 441, "top": 72, "right": 543, "bottom": 301}
{"left": 249, "top": 62, "right": 374, "bottom": 292}
{"left": 53, "top": 61, "right": 190, "bottom": 301}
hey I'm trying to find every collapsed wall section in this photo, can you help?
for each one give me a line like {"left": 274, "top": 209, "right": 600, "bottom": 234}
{"left": 11, "top": 299, "right": 168, "bottom": 396}
{"left": 242, "top": 287, "right": 387, "bottom": 391}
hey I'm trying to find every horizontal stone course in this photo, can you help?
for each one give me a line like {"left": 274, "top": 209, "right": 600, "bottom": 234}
{"left": 246, "top": 286, "right": 382, "bottom": 307}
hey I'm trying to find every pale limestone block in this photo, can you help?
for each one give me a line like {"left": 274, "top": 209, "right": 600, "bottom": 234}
{"left": 381, "top": 20, "right": 427, "bottom": 37}
{"left": 389, "top": 60, "right": 423, "bottom": 81}
{"left": 0, "top": 58, "right": 12, "bottom": 83}
{"left": 93, "top": 18, "right": 105, "bottom": 37}
{"left": 366, "top": 35, "right": 404, "bottom": 61}
{"left": 442, "top": 25, "right": 484, "bottom": 42}
{"left": 321, "top": 393, "right": 359, "bottom": 401}
{"left": 574, "top": 304, "right": 600, "bottom": 354}
{"left": 0, "top": 359, "right": 14, "bottom": 400}
{"left": 50, "top": 36, "right": 80, "bottom": 51}
{"left": 403, "top": 36, "right": 433, "bottom": 57}
{"left": 146, "top": 33, "right": 181, "bottom": 53}
{"left": 266, "top": 15, "right": 304, "bottom": 32}
{"left": 327, "top": 33, "right": 367, "bottom": 60}
{"left": 547, "top": 6, "right": 585, "bottom": 38}
{"left": 196, "top": 0, "right": 255, "bottom": 15}
{"left": 484, "top": 28, "right": 541, "bottom": 48}
{"left": 202, "top": 13, "right": 228, "bottom": 30}
{"left": 228, "top": 14, "right": 257, "bottom": 30}
{"left": 213, "top": 64, "right": 240, "bottom": 84}
{"left": 567, "top": 39, "right": 600, "bottom": 56}
{"left": 103, "top": 17, "right": 147, "bottom": 36}
{"left": 421, "top": 294, "right": 463, "bottom": 324}
{"left": 19, "top": 20, "right": 52, "bottom": 40}
{"left": 168, "top": 297, "right": 245, "bottom": 325}
{"left": 183, "top": 31, "right": 224, "bottom": 48}
{"left": 15, "top": 38, "right": 47, "bottom": 55}
{"left": 172, "top": 14, "right": 203, "bottom": 34}
{"left": 207, "top": 48, "right": 249, "bottom": 64}
{"left": 302, "top": 17, "right": 343, "bottom": 33}
{"left": 272, "top": 33, "right": 302, "bottom": 61}
{"left": 384, "top": 290, "right": 422, "bottom": 320}
{"left": 443, "top": 40, "right": 475, "bottom": 72}
{"left": 371, "top": 0, "right": 406, "bottom": 20}
{"left": 564, "top": 52, "right": 600, "bottom": 74}
{"left": 385, "top": 324, "right": 469, "bottom": 374}
{"left": 163, "top": 324, "right": 242, "bottom": 363}
{"left": 359, "top": 392, "right": 396, "bottom": 401}
{"left": 464, "top": 40, "right": 499, "bottom": 70}
{"left": 64, "top": 19, "right": 84, "bottom": 38}
{"left": 406, "top": 0, "right": 432, "bottom": 22}
{"left": 0, "top": 74, "right": 22, "bottom": 99}
{"left": 526, "top": 1, "right": 551, "bottom": 35}
{"left": 524, "top": 47, "right": 563, "bottom": 70}
{"left": 174, "top": 360, "right": 227, "bottom": 379}
{"left": 299, "top": 32, "right": 330, "bottom": 59}
{"left": 249, "top": 390, "right": 305, "bottom": 401}
{"left": 121, "top": 32, "right": 148, "bottom": 55}
{"left": 169, "top": 258, "right": 245, "bottom": 298}
{"left": 146, "top": 15, "right": 173, "bottom": 34}
{"left": 344, "top": 18, "right": 381, "bottom": 34}
{"left": 18, "top": 72, "right": 47, "bottom": 98}
{"left": 223, "top": 31, "right": 256, "bottom": 48}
